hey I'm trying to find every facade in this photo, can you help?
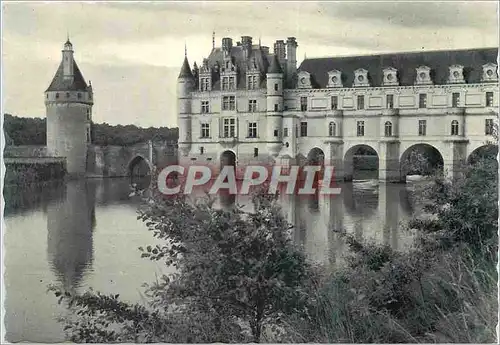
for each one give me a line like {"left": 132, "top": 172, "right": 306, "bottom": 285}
{"left": 177, "top": 36, "right": 499, "bottom": 181}
{"left": 45, "top": 39, "right": 93, "bottom": 176}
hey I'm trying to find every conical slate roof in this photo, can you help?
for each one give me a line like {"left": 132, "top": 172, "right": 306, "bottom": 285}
{"left": 46, "top": 60, "right": 88, "bottom": 92}
{"left": 267, "top": 54, "right": 283, "bottom": 74}
{"left": 178, "top": 56, "right": 194, "bottom": 79}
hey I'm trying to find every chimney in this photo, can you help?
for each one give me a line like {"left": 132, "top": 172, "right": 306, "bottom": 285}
{"left": 241, "top": 36, "right": 252, "bottom": 51}
{"left": 222, "top": 37, "right": 233, "bottom": 54}
{"left": 286, "top": 37, "right": 298, "bottom": 86}
{"left": 273, "top": 40, "right": 286, "bottom": 61}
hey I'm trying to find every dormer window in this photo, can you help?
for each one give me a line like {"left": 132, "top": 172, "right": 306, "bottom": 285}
{"left": 353, "top": 68, "right": 369, "bottom": 87}
{"left": 327, "top": 70, "right": 343, "bottom": 88}
{"left": 247, "top": 74, "right": 259, "bottom": 90}
{"left": 297, "top": 71, "right": 311, "bottom": 89}
{"left": 482, "top": 63, "right": 498, "bottom": 82}
{"left": 382, "top": 67, "right": 399, "bottom": 86}
{"left": 200, "top": 77, "right": 211, "bottom": 91}
{"left": 448, "top": 65, "right": 465, "bottom": 84}
{"left": 415, "top": 66, "right": 432, "bottom": 85}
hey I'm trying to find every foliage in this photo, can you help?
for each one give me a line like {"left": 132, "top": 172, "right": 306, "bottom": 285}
{"left": 288, "top": 152, "right": 498, "bottom": 343}
{"left": 3, "top": 113, "right": 178, "bottom": 146}
{"left": 50, "top": 181, "right": 314, "bottom": 343}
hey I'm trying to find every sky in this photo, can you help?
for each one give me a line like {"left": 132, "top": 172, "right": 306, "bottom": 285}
{"left": 2, "top": 1, "right": 499, "bottom": 128}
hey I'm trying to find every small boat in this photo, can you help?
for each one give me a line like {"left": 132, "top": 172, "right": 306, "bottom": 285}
{"left": 352, "top": 179, "right": 379, "bottom": 190}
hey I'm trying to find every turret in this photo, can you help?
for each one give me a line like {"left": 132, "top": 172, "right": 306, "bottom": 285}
{"left": 177, "top": 55, "right": 195, "bottom": 157}
{"left": 45, "top": 39, "right": 93, "bottom": 176}
{"left": 266, "top": 55, "right": 284, "bottom": 157}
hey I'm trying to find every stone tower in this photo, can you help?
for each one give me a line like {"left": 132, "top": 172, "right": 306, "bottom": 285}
{"left": 45, "top": 39, "right": 93, "bottom": 176}
{"left": 177, "top": 54, "right": 195, "bottom": 161}
{"left": 266, "top": 54, "right": 284, "bottom": 157}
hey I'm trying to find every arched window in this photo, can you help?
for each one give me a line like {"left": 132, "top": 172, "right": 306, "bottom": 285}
{"left": 384, "top": 121, "right": 392, "bottom": 137}
{"left": 328, "top": 122, "right": 336, "bottom": 136}
{"left": 451, "top": 120, "right": 459, "bottom": 135}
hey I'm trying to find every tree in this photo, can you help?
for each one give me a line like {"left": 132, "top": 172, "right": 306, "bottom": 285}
{"left": 50, "top": 182, "right": 313, "bottom": 343}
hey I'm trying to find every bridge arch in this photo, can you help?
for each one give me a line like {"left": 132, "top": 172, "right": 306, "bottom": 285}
{"left": 128, "top": 154, "right": 152, "bottom": 177}
{"left": 467, "top": 144, "right": 498, "bottom": 165}
{"left": 400, "top": 143, "right": 443, "bottom": 178}
{"left": 344, "top": 144, "right": 379, "bottom": 181}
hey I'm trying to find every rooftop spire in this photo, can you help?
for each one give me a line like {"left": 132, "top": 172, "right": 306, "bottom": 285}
{"left": 268, "top": 54, "right": 283, "bottom": 74}
{"left": 184, "top": 42, "right": 187, "bottom": 57}
{"left": 178, "top": 55, "right": 194, "bottom": 79}
{"left": 212, "top": 30, "right": 215, "bottom": 49}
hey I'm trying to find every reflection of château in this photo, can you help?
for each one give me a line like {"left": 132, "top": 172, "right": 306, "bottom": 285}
{"left": 177, "top": 35, "right": 498, "bottom": 181}
{"left": 46, "top": 180, "right": 96, "bottom": 293}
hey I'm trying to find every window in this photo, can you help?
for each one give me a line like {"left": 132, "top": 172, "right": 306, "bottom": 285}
{"left": 201, "top": 123, "right": 210, "bottom": 138}
{"left": 247, "top": 75, "right": 258, "bottom": 90}
{"left": 300, "top": 122, "right": 308, "bottom": 137}
{"left": 222, "top": 96, "right": 236, "bottom": 110}
{"left": 201, "top": 101, "right": 210, "bottom": 113}
{"left": 86, "top": 128, "right": 91, "bottom": 143}
{"left": 274, "top": 104, "right": 279, "bottom": 112}
{"left": 295, "top": 125, "right": 299, "bottom": 137}
{"left": 486, "top": 92, "right": 494, "bottom": 107}
{"left": 66, "top": 92, "right": 70, "bottom": 98}
{"left": 55, "top": 93, "right": 59, "bottom": 99}
{"left": 386, "top": 94, "right": 394, "bottom": 109}
{"left": 222, "top": 77, "right": 229, "bottom": 91}
{"left": 273, "top": 129, "right": 279, "bottom": 137}
{"left": 384, "top": 121, "right": 392, "bottom": 137}
{"left": 77, "top": 93, "right": 82, "bottom": 99}
{"left": 418, "top": 120, "right": 427, "bottom": 136}
{"left": 300, "top": 97, "right": 308, "bottom": 111}
{"left": 357, "top": 95, "right": 365, "bottom": 110}
{"left": 328, "top": 122, "right": 336, "bottom": 136}
{"left": 200, "top": 77, "right": 210, "bottom": 91}
{"left": 248, "top": 122, "right": 257, "bottom": 138}
{"left": 357, "top": 121, "right": 365, "bottom": 136}
{"left": 46, "top": 94, "right": 49, "bottom": 99}
{"left": 86, "top": 109, "right": 91, "bottom": 121}
{"left": 452, "top": 92, "right": 460, "bottom": 107}
{"left": 254, "top": 148, "right": 259, "bottom": 157}
{"left": 451, "top": 120, "right": 459, "bottom": 136}
{"left": 200, "top": 147, "right": 204, "bottom": 155}
{"left": 248, "top": 99, "right": 257, "bottom": 112}
{"left": 485, "top": 119, "right": 494, "bottom": 135}
{"left": 89, "top": 93, "right": 92, "bottom": 100}
{"left": 228, "top": 77, "right": 235, "bottom": 90}
{"left": 331, "top": 96, "right": 338, "bottom": 110}
{"left": 223, "top": 118, "right": 236, "bottom": 138}
{"left": 274, "top": 83, "right": 279, "bottom": 91}
{"left": 283, "top": 127, "right": 289, "bottom": 137}
{"left": 419, "top": 94, "right": 427, "bottom": 108}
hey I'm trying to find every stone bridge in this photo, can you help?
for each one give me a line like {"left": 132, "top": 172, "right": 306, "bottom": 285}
{"left": 86, "top": 140, "right": 178, "bottom": 177}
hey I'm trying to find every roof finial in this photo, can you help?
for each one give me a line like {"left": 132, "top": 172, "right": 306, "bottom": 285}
{"left": 184, "top": 42, "right": 187, "bottom": 57}
{"left": 259, "top": 36, "right": 261, "bottom": 47}
{"left": 212, "top": 30, "right": 215, "bottom": 49}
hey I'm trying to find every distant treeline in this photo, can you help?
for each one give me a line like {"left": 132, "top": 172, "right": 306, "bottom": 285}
{"left": 3, "top": 114, "right": 179, "bottom": 146}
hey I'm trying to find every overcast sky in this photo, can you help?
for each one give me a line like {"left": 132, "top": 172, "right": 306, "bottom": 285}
{"left": 2, "top": 1, "right": 498, "bottom": 128}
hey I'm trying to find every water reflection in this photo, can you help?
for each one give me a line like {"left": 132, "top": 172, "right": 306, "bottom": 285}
{"left": 46, "top": 180, "right": 97, "bottom": 293}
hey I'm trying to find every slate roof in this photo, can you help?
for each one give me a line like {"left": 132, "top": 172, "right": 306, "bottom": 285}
{"left": 268, "top": 54, "right": 283, "bottom": 74}
{"left": 205, "top": 45, "right": 275, "bottom": 90}
{"left": 178, "top": 56, "right": 194, "bottom": 79}
{"left": 46, "top": 60, "right": 89, "bottom": 92}
{"left": 298, "top": 47, "right": 498, "bottom": 88}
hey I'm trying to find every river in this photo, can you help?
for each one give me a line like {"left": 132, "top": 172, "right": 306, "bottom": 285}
{"left": 3, "top": 176, "right": 421, "bottom": 342}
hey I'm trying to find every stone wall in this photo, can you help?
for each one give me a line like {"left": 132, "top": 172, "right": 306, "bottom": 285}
{"left": 3, "top": 145, "right": 48, "bottom": 158}
{"left": 4, "top": 157, "right": 67, "bottom": 185}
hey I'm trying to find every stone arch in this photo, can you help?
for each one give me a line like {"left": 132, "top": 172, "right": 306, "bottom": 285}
{"left": 344, "top": 144, "right": 379, "bottom": 181}
{"left": 400, "top": 143, "right": 444, "bottom": 179}
{"left": 219, "top": 150, "right": 237, "bottom": 207}
{"left": 128, "top": 155, "right": 152, "bottom": 177}
{"left": 220, "top": 150, "right": 236, "bottom": 169}
{"left": 305, "top": 147, "right": 325, "bottom": 184}
{"left": 467, "top": 144, "right": 498, "bottom": 165}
